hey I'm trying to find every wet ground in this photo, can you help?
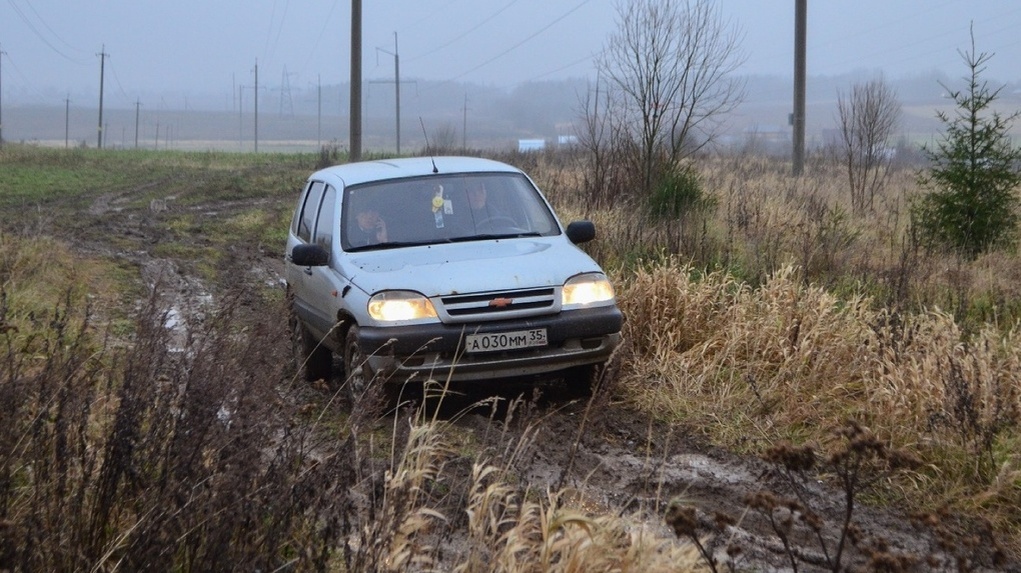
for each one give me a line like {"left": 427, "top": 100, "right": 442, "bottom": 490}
{"left": 50, "top": 179, "right": 1016, "bottom": 572}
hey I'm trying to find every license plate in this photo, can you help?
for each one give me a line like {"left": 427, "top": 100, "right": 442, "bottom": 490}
{"left": 465, "top": 328, "right": 547, "bottom": 353}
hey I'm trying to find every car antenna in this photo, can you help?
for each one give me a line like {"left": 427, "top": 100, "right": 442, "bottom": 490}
{"left": 419, "top": 117, "right": 439, "bottom": 173}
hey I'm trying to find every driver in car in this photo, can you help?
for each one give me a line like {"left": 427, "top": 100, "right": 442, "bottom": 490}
{"left": 467, "top": 181, "right": 510, "bottom": 231}
{"left": 350, "top": 208, "right": 388, "bottom": 246}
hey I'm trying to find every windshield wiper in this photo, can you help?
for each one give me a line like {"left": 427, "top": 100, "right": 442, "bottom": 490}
{"left": 347, "top": 240, "right": 437, "bottom": 252}
{"left": 449, "top": 232, "right": 542, "bottom": 242}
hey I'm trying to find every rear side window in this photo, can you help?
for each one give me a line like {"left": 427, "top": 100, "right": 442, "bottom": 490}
{"left": 296, "top": 181, "right": 326, "bottom": 242}
{"left": 313, "top": 185, "right": 336, "bottom": 250}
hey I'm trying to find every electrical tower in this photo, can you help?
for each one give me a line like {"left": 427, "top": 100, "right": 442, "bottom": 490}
{"left": 279, "top": 65, "right": 295, "bottom": 118}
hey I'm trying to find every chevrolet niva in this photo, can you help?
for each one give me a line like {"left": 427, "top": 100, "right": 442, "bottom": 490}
{"left": 285, "top": 156, "right": 622, "bottom": 401}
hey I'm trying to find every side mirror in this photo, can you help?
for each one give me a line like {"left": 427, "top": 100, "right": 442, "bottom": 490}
{"left": 565, "top": 220, "right": 596, "bottom": 244}
{"left": 290, "top": 244, "right": 329, "bottom": 267}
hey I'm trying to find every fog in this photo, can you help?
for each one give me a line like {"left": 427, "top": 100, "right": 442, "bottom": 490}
{"left": 2, "top": 1, "right": 1020, "bottom": 150}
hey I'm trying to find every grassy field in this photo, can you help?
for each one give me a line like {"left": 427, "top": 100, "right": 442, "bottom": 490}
{"left": 1, "top": 144, "right": 1018, "bottom": 570}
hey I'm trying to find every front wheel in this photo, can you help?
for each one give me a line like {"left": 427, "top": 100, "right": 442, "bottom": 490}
{"left": 343, "top": 325, "right": 403, "bottom": 410}
{"left": 564, "top": 362, "right": 607, "bottom": 398}
{"left": 343, "top": 325, "right": 373, "bottom": 403}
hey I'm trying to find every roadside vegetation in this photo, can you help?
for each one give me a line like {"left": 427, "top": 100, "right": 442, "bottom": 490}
{"left": 2, "top": 138, "right": 1018, "bottom": 570}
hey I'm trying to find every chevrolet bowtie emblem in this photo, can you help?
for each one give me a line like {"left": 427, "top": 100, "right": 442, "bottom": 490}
{"left": 489, "top": 297, "right": 513, "bottom": 308}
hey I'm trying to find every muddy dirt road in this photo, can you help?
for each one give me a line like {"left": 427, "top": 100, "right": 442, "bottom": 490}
{"left": 60, "top": 176, "right": 1013, "bottom": 572}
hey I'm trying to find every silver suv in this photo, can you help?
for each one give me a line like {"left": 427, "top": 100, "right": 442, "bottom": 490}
{"left": 285, "top": 156, "right": 622, "bottom": 399}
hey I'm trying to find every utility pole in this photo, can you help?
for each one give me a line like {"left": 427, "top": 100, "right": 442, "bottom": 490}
{"left": 462, "top": 92, "right": 469, "bottom": 151}
{"left": 134, "top": 99, "right": 142, "bottom": 148}
{"left": 792, "top": 0, "right": 807, "bottom": 176}
{"left": 253, "top": 60, "right": 259, "bottom": 152}
{"left": 350, "top": 0, "right": 362, "bottom": 161}
{"left": 65, "top": 93, "right": 70, "bottom": 148}
{"left": 97, "top": 45, "right": 108, "bottom": 149}
{"left": 238, "top": 84, "right": 244, "bottom": 149}
{"left": 0, "top": 44, "right": 5, "bottom": 149}
{"left": 374, "top": 32, "right": 402, "bottom": 154}
{"left": 317, "top": 74, "right": 322, "bottom": 148}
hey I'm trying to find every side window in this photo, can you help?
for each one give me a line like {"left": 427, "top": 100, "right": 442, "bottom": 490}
{"left": 313, "top": 185, "right": 336, "bottom": 250}
{"left": 297, "top": 181, "right": 326, "bottom": 242}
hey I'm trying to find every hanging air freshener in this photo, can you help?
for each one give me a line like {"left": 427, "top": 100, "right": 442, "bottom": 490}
{"left": 432, "top": 184, "right": 445, "bottom": 228}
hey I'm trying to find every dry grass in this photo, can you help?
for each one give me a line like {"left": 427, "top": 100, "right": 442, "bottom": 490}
{"left": 365, "top": 413, "right": 707, "bottom": 573}
{"left": 4, "top": 145, "right": 1020, "bottom": 567}
{"left": 615, "top": 257, "right": 1021, "bottom": 545}
{"left": 523, "top": 150, "right": 1021, "bottom": 550}
{"left": 1, "top": 229, "right": 708, "bottom": 572}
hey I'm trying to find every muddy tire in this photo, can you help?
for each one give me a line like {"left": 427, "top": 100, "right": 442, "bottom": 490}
{"left": 289, "top": 301, "right": 332, "bottom": 383}
{"left": 565, "top": 363, "right": 603, "bottom": 397}
{"left": 343, "top": 325, "right": 372, "bottom": 403}
{"left": 343, "top": 325, "right": 402, "bottom": 409}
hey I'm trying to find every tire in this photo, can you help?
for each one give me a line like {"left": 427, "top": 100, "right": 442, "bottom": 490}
{"left": 343, "top": 325, "right": 402, "bottom": 409}
{"left": 289, "top": 299, "right": 332, "bottom": 383}
{"left": 343, "top": 324, "right": 372, "bottom": 402}
{"left": 565, "top": 363, "right": 603, "bottom": 397}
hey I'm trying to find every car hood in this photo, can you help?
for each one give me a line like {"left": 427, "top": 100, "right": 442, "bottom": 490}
{"left": 343, "top": 238, "right": 601, "bottom": 296}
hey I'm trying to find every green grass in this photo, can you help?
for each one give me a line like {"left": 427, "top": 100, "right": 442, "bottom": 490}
{"left": 0, "top": 145, "right": 318, "bottom": 208}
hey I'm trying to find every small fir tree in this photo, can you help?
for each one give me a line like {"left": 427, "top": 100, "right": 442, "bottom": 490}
{"left": 913, "top": 28, "right": 1021, "bottom": 259}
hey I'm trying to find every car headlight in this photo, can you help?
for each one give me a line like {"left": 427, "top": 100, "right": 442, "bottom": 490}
{"left": 562, "top": 273, "right": 615, "bottom": 308}
{"left": 367, "top": 290, "right": 438, "bottom": 322}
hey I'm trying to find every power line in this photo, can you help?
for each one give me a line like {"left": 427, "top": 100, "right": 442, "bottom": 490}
{"left": 444, "top": 0, "right": 595, "bottom": 83}
{"left": 5, "top": 0, "right": 87, "bottom": 63}
{"left": 298, "top": 0, "right": 341, "bottom": 78}
{"left": 263, "top": 0, "right": 292, "bottom": 64}
{"left": 406, "top": 0, "right": 522, "bottom": 63}
{"left": 527, "top": 50, "right": 603, "bottom": 82}
{"left": 106, "top": 58, "right": 134, "bottom": 104}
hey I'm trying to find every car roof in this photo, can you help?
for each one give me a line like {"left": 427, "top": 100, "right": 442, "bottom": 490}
{"left": 310, "top": 156, "right": 524, "bottom": 187}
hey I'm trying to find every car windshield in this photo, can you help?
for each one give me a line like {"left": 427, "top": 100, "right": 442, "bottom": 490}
{"left": 341, "top": 172, "right": 560, "bottom": 251}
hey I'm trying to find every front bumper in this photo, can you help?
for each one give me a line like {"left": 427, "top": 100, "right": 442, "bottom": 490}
{"left": 358, "top": 305, "right": 623, "bottom": 382}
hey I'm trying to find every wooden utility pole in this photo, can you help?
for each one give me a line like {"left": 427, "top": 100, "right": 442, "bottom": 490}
{"left": 462, "top": 92, "right": 469, "bottom": 151}
{"left": 373, "top": 32, "right": 411, "bottom": 155}
{"left": 350, "top": 0, "right": 362, "bottom": 161}
{"left": 317, "top": 75, "right": 322, "bottom": 148}
{"left": 792, "top": 0, "right": 807, "bottom": 176}
{"left": 238, "top": 84, "right": 244, "bottom": 149}
{"left": 65, "top": 94, "right": 71, "bottom": 148}
{"left": 97, "top": 45, "right": 108, "bottom": 148}
{"left": 254, "top": 60, "right": 259, "bottom": 152}
{"left": 134, "top": 99, "right": 142, "bottom": 148}
{"left": 0, "top": 44, "right": 5, "bottom": 149}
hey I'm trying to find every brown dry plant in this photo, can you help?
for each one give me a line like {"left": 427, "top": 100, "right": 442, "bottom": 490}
{"left": 614, "top": 256, "right": 1021, "bottom": 546}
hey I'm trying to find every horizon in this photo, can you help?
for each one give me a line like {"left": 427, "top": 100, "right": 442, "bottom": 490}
{"left": 2, "top": 1, "right": 1019, "bottom": 108}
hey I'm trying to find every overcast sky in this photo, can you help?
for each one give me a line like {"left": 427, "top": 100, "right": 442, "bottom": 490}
{"left": 2, "top": 0, "right": 1020, "bottom": 108}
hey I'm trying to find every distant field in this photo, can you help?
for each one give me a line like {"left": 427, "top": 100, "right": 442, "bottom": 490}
{"left": 10, "top": 93, "right": 1018, "bottom": 154}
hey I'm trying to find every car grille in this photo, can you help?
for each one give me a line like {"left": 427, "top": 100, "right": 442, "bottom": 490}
{"left": 439, "top": 287, "right": 557, "bottom": 321}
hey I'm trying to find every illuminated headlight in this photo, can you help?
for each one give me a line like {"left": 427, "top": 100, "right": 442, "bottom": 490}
{"left": 368, "top": 290, "right": 438, "bottom": 322}
{"left": 562, "top": 273, "right": 615, "bottom": 308}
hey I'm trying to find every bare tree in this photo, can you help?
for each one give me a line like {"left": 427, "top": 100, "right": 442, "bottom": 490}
{"left": 429, "top": 122, "right": 459, "bottom": 154}
{"left": 595, "top": 0, "right": 745, "bottom": 196}
{"left": 576, "top": 76, "right": 633, "bottom": 208}
{"left": 837, "top": 77, "right": 901, "bottom": 213}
